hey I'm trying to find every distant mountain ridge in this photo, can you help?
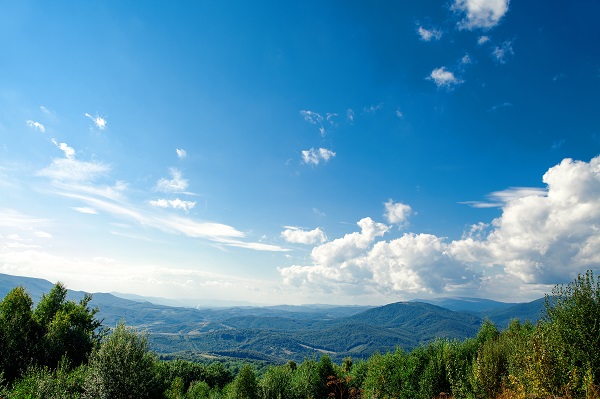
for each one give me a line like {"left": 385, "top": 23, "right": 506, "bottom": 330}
{"left": 0, "top": 273, "right": 546, "bottom": 363}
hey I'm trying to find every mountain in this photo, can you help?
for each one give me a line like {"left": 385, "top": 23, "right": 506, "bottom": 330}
{"left": 414, "top": 297, "right": 517, "bottom": 313}
{"left": 0, "top": 273, "right": 545, "bottom": 363}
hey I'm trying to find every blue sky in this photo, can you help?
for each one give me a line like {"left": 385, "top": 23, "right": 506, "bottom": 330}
{"left": 1, "top": 0, "right": 599, "bottom": 305}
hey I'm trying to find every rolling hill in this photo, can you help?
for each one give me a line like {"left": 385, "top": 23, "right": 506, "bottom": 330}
{"left": 0, "top": 273, "right": 545, "bottom": 363}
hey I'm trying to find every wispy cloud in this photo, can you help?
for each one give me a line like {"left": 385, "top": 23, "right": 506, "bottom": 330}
{"left": 26, "top": 120, "right": 45, "bottom": 133}
{"left": 300, "top": 110, "right": 327, "bottom": 136}
{"left": 301, "top": 148, "right": 336, "bottom": 165}
{"left": 428, "top": 67, "right": 463, "bottom": 88}
{"left": 149, "top": 198, "right": 196, "bottom": 212}
{"left": 459, "top": 186, "right": 547, "bottom": 208}
{"left": 492, "top": 40, "right": 514, "bottom": 63}
{"left": 346, "top": 109, "right": 354, "bottom": 123}
{"left": 488, "top": 102, "right": 512, "bottom": 112}
{"left": 85, "top": 113, "right": 107, "bottom": 130}
{"left": 281, "top": 226, "right": 327, "bottom": 245}
{"left": 552, "top": 139, "right": 566, "bottom": 150}
{"left": 395, "top": 110, "right": 404, "bottom": 119}
{"left": 363, "top": 103, "right": 383, "bottom": 114}
{"left": 477, "top": 35, "right": 491, "bottom": 45}
{"left": 155, "top": 168, "right": 189, "bottom": 193}
{"left": 176, "top": 149, "right": 187, "bottom": 159}
{"left": 40, "top": 106, "right": 51, "bottom": 115}
{"left": 72, "top": 207, "right": 98, "bottom": 214}
{"left": 452, "top": 0, "right": 510, "bottom": 30}
{"left": 37, "top": 158, "right": 110, "bottom": 182}
{"left": 417, "top": 26, "right": 442, "bottom": 41}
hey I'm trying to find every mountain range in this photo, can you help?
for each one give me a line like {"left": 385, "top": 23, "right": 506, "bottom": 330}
{"left": 0, "top": 273, "right": 546, "bottom": 363}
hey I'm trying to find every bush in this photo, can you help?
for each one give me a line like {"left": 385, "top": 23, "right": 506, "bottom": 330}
{"left": 83, "top": 322, "right": 162, "bottom": 399}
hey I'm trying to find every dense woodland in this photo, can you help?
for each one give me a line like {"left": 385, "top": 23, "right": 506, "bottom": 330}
{"left": 0, "top": 271, "right": 599, "bottom": 399}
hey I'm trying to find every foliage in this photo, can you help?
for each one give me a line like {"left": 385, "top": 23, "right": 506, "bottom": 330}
{"left": 0, "top": 286, "right": 39, "bottom": 383}
{"left": 227, "top": 364, "right": 259, "bottom": 399}
{"left": 83, "top": 322, "right": 162, "bottom": 399}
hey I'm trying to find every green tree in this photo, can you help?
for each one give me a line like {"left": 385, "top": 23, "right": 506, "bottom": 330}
{"left": 35, "top": 283, "right": 103, "bottom": 369}
{"left": 0, "top": 286, "right": 39, "bottom": 383}
{"left": 83, "top": 322, "right": 161, "bottom": 399}
{"left": 544, "top": 270, "right": 600, "bottom": 387}
{"left": 258, "top": 364, "right": 293, "bottom": 399}
{"left": 227, "top": 364, "right": 258, "bottom": 399}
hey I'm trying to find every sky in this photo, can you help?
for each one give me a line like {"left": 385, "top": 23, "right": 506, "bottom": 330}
{"left": 1, "top": 0, "right": 599, "bottom": 306}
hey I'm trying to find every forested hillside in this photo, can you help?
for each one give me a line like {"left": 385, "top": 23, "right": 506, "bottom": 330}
{"left": 1, "top": 271, "right": 599, "bottom": 398}
{"left": 0, "top": 273, "right": 545, "bottom": 364}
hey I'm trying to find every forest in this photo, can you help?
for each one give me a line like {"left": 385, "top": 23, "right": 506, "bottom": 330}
{"left": 0, "top": 271, "right": 599, "bottom": 399}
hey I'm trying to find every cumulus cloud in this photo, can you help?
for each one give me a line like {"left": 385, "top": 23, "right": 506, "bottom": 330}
{"left": 452, "top": 0, "right": 510, "bottom": 30}
{"left": 384, "top": 200, "right": 412, "bottom": 226}
{"left": 26, "top": 120, "right": 45, "bottom": 133}
{"left": 281, "top": 226, "right": 327, "bottom": 245}
{"left": 85, "top": 113, "right": 107, "bottom": 130}
{"left": 301, "top": 148, "right": 336, "bottom": 165}
{"left": 492, "top": 40, "right": 514, "bottom": 63}
{"left": 429, "top": 67, "right": 463, "bottom": 88}
{"left": 281, "top": 156, "right": 600, "bottom": 299}
{"left": 176, "top": 149, "right": 187, "bottom": 159}
{"left": 51, "top": 138, "right": 75, "bottom": 160}
{"left": 155, "top": 168, "right": 189, "bottom": 192}
{"left": 149, "top": 198, "right": 196, "bottom": 212}
{"left": 418, "top": 26, "right": 443, "bottom": 41}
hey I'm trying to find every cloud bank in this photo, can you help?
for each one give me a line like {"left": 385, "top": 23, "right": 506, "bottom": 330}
{"left": 280, "top": 156, "right": 600, "bottom": 300}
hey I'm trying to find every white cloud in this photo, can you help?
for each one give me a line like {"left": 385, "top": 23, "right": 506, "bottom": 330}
{"left": 452, "top": 0, "right": 510, "bottom": 30}
{"left": 384, "top": 200, "right": 412, "bottom": 226}
{"left": 488, "top": 102, "right": 512, "bottom": 112}
{"left": 460, "top": 54, "right": 472, "bottom": 65}
{"left": 477, "top": 35, "right": 491, "bottom": 45}
{"left": 429, "top": 67, "right": 462, "bottom": 88}
{"left": 300, "top": 110, "right": 323, "bottom": 125}
{"left": 85, "top": 113, "right": 107, "bottom": 130}
{"left": 395, "top": 110, "right": 404, "bottom": 119}
{"left": 72, "top": 207, "right": 98, "bottom": 214}
{"left": 155, "top": 168, "right": 189, "bottom": 192}
{"left": 26, "top": 120, "right": 45, "bottom": 133}
{"left": 418, "top": 26, "right": 443, "bottom": 41}
{"left": 37, "top": 158, "right": 110, "bottom": 182}
{"left": 40, "top": 106, "right": 51, "bottom": 115}
{"left": 300, "top": 110, "right": 327, "bottom": 137}
{"left": 281, "top": 226, "right": 327, "bottom": 245}
{"left": 460, "top": 186, "right": 547, "bottom": 208}
{"left": 363, "top": 103, "right": 383, "bottom": 114}
{"left": 301, "top": 148, "right": 336, "bottom": 165}
{"left": 281, "top": 156, "right": 600, "bottom": 299}
{"left": 51, "top": 138, "right": 75, "bottom": 160}
{"left": 346, "top": 109, "right": 354, "bottom": 122}
{"left": 149, "top": 198, "right": 196, "bottom": 212}
{"left": 492, "top": 40, "right": 514, "bottom": 63}
{"left": 176, "top": 149, "right": 187, "bottom": 159}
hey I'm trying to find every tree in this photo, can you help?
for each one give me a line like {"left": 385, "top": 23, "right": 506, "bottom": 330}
{"left": 35, "top": 283, "right": 103, "bottom": 369}
{"left": 83, "top": 322, "right": 161, "bottom": 399}
{"left": 259, "top": 365, "right": 293, "bottom": 399}
{"left": 227, "top": 364, "right": 258, "bottom": 399}
{"left": 544, "top": 270, "right": 600, "bottom": 391}
{"left": 0, "top": 286, "right": 39, "bottom": 383}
